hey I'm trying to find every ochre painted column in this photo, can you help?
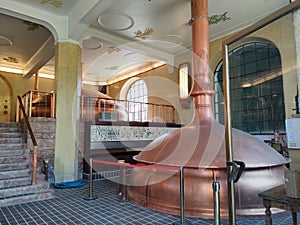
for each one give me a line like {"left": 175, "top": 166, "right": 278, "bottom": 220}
{"left": 54, "top": 42, "right": 81, "bottom": 182}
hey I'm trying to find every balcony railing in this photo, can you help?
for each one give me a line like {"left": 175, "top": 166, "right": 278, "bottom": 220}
{"left": 16, "top": 91, "right": 175, "bottom": 124}
{"left": 81, "top": 96, "right": 175, "bottom": 124}
{"left": 16, "top": 90, "right": 55, "bottom": 122}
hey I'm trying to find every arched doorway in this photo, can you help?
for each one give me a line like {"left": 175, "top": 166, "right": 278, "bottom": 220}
{"left": 0, "top": 75, "right": 12, "bottom": 122}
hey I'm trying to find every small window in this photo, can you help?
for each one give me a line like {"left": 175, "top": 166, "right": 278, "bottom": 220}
{"left": 178, "top": 63, "right": 190, "bottom": 99}
{"left": 126, "top": 79, "right": 148, "bottom": 122}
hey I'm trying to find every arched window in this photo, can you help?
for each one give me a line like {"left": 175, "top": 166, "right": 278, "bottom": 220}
{"left": 214, "top": 42, "right": 285, "bottom": 134}
{"left": 126, "top": 79, "right": 148, "bottom": 122}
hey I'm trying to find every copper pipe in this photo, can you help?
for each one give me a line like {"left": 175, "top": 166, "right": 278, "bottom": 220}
{"left": 190, "top": 0, "right": 214, "bottom": 122}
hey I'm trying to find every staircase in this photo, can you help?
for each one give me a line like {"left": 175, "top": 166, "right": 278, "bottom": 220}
{"left": 0, "top": 122, "right": 54, "bottom": 207}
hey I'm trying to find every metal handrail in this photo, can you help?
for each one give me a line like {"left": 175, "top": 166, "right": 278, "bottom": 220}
{"left": 81, "top": 95, "right": 175, "bottom": 123}
{"left": 16, "top": 90, "right": 55, "bottom": 122}
{"left": 17, "top": 96, "right": 38, "bottom": 185}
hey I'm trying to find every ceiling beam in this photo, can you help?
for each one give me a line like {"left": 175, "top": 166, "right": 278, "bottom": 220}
{"left": 23, "top": 35, "right": 55, "bottom": 78}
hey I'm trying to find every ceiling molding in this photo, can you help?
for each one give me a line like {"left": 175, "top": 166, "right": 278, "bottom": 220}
{"left": 81, "top": 27, "right": 174, "bottom": 66}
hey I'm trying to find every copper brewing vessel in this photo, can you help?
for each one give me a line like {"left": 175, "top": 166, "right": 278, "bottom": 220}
{"left": 127, "top": 119, "right": 288, "bottom": 218}
{"left": 127, "top": 0, "right": 289, "bottom": 218}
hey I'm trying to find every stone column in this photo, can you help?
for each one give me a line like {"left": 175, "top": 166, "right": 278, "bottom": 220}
{"left": 54, "top": 42, "right": 81, "bottom": 182}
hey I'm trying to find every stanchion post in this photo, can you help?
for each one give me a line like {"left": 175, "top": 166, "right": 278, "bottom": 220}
{"left": 84, "top": 158, "right": 98, "bottom": 200}
{"left": 172, "top": 166, "right": 191, "bottom": 225}
{"left": 213, "top": 181, "right": 221, "bottom": 225}
{"left": 118, "top": 160, "right": 127, "bottom": 202}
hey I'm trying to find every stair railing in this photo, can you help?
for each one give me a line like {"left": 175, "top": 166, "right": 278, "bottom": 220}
{"left": 17, "top": 96, "right": 38, "bottom": 185}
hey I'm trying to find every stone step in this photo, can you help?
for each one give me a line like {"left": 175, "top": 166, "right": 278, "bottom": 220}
{"left": 0, "top": 189, "right": 55, "bottom": 207}
{"left": 0, "top": 143, "right": 26, "bottom": 150}
{"left": 0, "top": 181, "right": 50, "bottom": 199}
{"left": 0, "top": 169, "right": 31, "bottom": 180}
{"left": 0, "top": 149, "right": 30, "bottom": 157}
{"left": 0, "top": 137, "right": 24, "bottom": 144}
{"left": 0, "top": 174, "right": 46, "bottom": 189}
{"left": 0, "top": 155, "right": 31, "bottom": 164}
{"left": 0, "top": 122, "right": 22, "bottom": 128}
{"left": 0, "top": 162, "right": 30, "bottom": 171}
{"left": 0, "top": 127, "right": 22, "bottom": 133}
{"left": 0, "top": 133, "right": 24, "bottom": 138}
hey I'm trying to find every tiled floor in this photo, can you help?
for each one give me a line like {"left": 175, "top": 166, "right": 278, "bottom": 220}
{"left": 0, "top": 179, "right": 298, "bottom": 225}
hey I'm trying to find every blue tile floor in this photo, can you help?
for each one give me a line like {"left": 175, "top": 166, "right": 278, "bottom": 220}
{"left": 0, "top": 179, "right": 298, "bottom": 225}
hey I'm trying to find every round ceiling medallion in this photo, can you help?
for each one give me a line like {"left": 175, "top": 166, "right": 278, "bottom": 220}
{"left": 83, "top": 37, "right": 103, "bottom": 50}
{"left": 98, "top": 12, "right": 134, "bottom": 31}
{"left": 0, "top": 36, "right": 13, "bottom": 47}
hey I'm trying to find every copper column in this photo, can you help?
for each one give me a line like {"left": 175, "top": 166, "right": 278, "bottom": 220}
{"left": 191, "top": 1, "right": 236, "bottom": 223}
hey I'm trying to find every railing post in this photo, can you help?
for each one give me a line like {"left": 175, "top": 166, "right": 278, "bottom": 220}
{"left": 84, "top": 158, "right": 98, "bottom": 200}
{"left": 161, "top": 105, "right": 165, "bottom": 122}
{"left": 32, "top": 145, "right": 38, "bottom": 185}
{"left": 172, "top": 166, "right": 191, "bottom": 225}
{"left": 172, "top": 106, "right": 175, "bottom": 123}
{"left": 213, "top": 181, "right": 221, "bottom": 225}
{"left": 50, "top": 92, "right": 55, "bottom": 118}
{"left": 118, "top": 160, "right": 127, "bottom": 202}
{"left": 29, "top": 91, "right": 33, "bottom": 117}
{"left": 16, "top": 99, "right": 20, "bottom": 122}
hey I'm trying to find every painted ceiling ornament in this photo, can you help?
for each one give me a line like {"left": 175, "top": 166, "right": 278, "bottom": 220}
{"left": 208, "top": 11, "right": 231, "bottom": 25}
{"left": 22, "top": 21, "right": 40, "bottom": 31}
{"left": 3, "top": 56, "right": 18, "bottom": 63}
{"left": 133, "top": 27, "right": 154, "bottom": 40}
{"left": 40, "top": 0, "right": 63, "bottom": 8}
{"left": 189, "top": 11, "right": 231, "bottom": 26}
{"left": 107, "top": 46, "right": 121, "bottom": 54}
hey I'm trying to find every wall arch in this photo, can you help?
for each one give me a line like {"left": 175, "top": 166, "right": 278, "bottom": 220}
{"left": 119, "top": 77, "right": 141, "bottom": 101}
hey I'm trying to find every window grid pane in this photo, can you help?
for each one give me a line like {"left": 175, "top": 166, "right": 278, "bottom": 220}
{"left": 213, "top": 42, "right": 285, "bottom": 134}
{"left": 126, "top": 79, "right": 148, "bottom": 122}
